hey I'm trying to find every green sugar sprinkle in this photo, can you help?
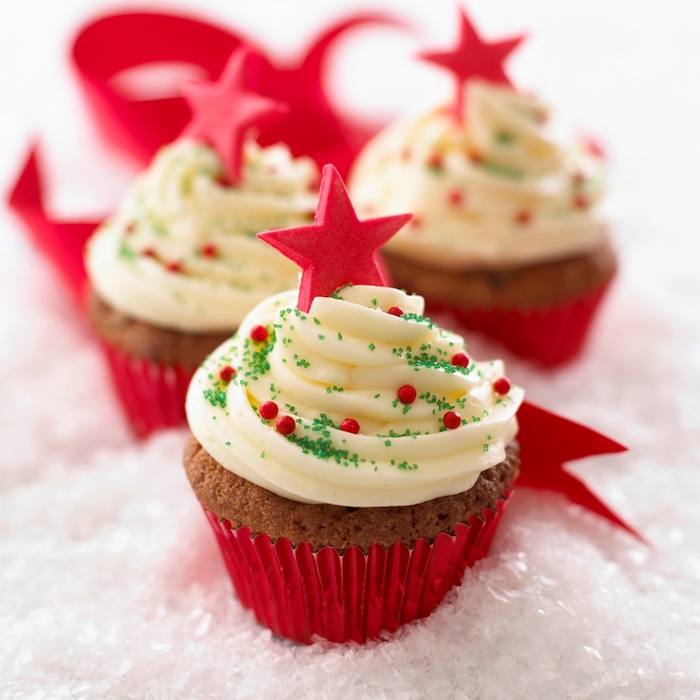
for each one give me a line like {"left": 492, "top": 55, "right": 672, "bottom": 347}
{"left": 483, "top": 444, "right": 489, "bottom": 452}
{"left": 287, "top": 433, "right": 359, "bottom": 466}
{"left": 225, "top": 441, "right": 231, "bottom": 447}
{"left": 313, "top": 317, "right": 321, "bottom": 325}
{"left": 203, "top": 388, "right": 227, "bottom": 409}
{"left": 396, "top": 460, "right": 419, "bottom": 471}
{"left": 337, "top": 332, "right": 343, "bottom": 341}
{"left": 369, "top": 343, "right": 376, "bottom": 351}
{"left": 318, "top": 335, "right": 325, "bottom": 340}
{"left": 495, "top": 130, "right": 514, "bottom": 145}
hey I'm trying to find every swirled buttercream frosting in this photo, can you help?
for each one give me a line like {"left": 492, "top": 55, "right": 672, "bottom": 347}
{"left": 86, "top": 139, "right": 318, "bottom": 332}
{"left": 349, "top": 81, "right": 606, "bottom": 269}
{"left": 186, "top": 285, "right": 523, "bottom": 507}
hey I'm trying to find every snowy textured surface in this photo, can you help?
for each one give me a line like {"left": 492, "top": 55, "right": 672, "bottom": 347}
{"left": 2, "top": 1, "right": 700, "bottom": 698}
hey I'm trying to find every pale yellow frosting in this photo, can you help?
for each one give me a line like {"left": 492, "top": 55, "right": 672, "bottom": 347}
{"left": 86, "top": 139, "right": 318, "bottom": 332}
{"left": 186, "top": 285, "right": 523, "bottom": 507}
{"left": 349, "top": 81, "right": 606, "bottom": 269}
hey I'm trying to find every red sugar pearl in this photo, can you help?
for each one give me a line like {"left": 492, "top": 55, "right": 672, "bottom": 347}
{"left": 443, "top": 411, "right": 462, "bottom": 430}
{"left": 201, "top": 243, "right": 218, "bottom": 258}
{"left": 448, "top": 188, "right": 463, "bottom": 205}
{"left": 215, "top": 175, "right": 230, "bottom": 187}
{"left": 426, "top": 152, "right": 443, "bottom": 169}
{"left": 142, "top": 247, "right": 157, "bottom": 258}
{"left": 219, "top": 365, "right": 236, "bottom": 383}
{"left": 515, "top": 209, "right": 532, "bottom": 225}
{"left": 573, "top": 193, "right": 589, "bottom": 209}
{"left": 451, "top": 352, "right": 470, "bottom": 368}
{"left": 387, "top": 306, "right": 404, "bottom": 317}
{"left": 250, "top": 325, "right": 269, "bottom": 342}
{"left": 340, "top": 418, "right": 360, "bottom": 434}
{"left": 166, "top": 261, "right": 182, "bottom": 273}
{"left": 259, "top": 401, "right": 279, "bottom": 420}
{"left": 493, "top": 377, "right": 511, "bottom": 395}
{"left": 276, "top": 415, "right": 296, "bottom": 435}
{"left": 397, "top": 384, "right": 417, "bottom": 404}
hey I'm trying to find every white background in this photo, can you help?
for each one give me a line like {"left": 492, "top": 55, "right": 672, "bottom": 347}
{"left": 1, "top": 1, "right": 699, "bottom": 698}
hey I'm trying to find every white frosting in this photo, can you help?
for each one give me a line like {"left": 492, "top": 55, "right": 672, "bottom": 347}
{"left": 349, "top": 81, "right": 607, "bottom": 269}
{"left": 186, "top": 285, "right": 523, "bottom": 507}
{"left": 86, "top": 139, "right": 318, "bottom": 332}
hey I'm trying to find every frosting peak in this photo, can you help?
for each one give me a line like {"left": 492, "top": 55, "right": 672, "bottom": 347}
{"left": 349, "top": 81, "right": 606, "bottom": 269}
{"left": 186, "top": 286, "right": 523, "bottom": 507}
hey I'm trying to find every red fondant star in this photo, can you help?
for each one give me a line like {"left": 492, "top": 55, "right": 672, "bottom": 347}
{"left": 258, "top": 165, "right": 412, "bottom": 312}
{"left": 418, "top": 9, "right": 524, "bottom": 116}
{"left": 180, "top": 48, "right": 288, "bottom": 184}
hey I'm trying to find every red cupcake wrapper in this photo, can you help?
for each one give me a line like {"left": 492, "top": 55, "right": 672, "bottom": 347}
{"left": 204, "top": 488, "right": 512, "bottom": 645}
{"left": 427, "top": 280, "right": 612, "bottom": 368}
{"left": 100, "top": 342, "right": 193, "bottom": 438}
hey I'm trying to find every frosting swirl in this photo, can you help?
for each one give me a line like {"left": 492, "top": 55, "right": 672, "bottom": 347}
{"left": 86, "top": 139, "right": 318, "bottom": 332}
{"left": 349, "top": 81, "right": 606, "bottom": 269}
{"left": 186, "top": 285, "right": 523, "bottom": 507}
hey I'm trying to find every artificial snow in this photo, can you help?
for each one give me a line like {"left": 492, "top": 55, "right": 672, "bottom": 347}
{"left": 2, "top": 0, "right": 700, "bottom": 698}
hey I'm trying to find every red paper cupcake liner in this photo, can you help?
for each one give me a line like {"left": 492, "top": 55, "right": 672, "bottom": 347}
{"left": 427, "top": 280, "right": 612, "bottom": 368}
{"left": 204, "top": 488, "right": 512, "bottom": 644}
{"left": 100, "top": 342, "right": 193, "bottom": 438}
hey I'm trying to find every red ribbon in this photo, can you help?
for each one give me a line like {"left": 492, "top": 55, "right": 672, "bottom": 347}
{"left": 5, "top": 11, "right": 641, "bottom": 542}
{"left": 71, "top": 10, "right": 404, "bottom": 177}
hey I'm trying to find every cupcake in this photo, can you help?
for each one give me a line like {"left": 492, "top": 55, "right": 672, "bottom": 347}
{"left": 349, "top": 11, "right": 616, "bottom": 367}
{"left": 183, "top": 165, "right": 524, "bottom": 644}
{"left": 85, "top": 50, "right": 319, "bottom": 437}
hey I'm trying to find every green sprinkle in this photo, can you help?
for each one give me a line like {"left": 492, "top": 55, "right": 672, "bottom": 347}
{"left": 203, "top": 388, "right": 227, "bottom": 409}
{"left": 495, "top": 130, "right": 514, "bottom": 145}
{"left": 225, "top": 441, "right": 231, "bottom": 447}
{"left": 337, "top": 332, "right": 343, "bottom": 341}
{"left": 369, "top": 343, "right": 376, "bottom": 351}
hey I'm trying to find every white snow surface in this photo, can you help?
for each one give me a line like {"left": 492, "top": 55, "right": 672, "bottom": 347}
{"left": 2, "top": 1, "right": 700, "bottom": 698}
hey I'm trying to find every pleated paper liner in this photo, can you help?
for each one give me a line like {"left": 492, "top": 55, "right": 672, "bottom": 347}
{"left": 204, "top": 488, "right": 512, "bottom": 645}
{"left": 426, "top": 280, "right": 613, "bottom": 368}
{"left": 99, "top": 342, "right": 193, "bottom": 438}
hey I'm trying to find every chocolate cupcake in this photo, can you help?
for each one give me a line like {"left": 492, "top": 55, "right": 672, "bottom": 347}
{"left": 182, "top": 166, "right": 524, "bottom": 643}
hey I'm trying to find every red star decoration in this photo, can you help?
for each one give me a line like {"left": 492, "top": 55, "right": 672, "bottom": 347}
{"left": 258, "top": 165, "right": 412, "bottom": 312}
{"left": 418, "top": 9, "right": 525, "bottom": 117}
{"left": 180, "top": 48, "right": 288, "bottom": 184}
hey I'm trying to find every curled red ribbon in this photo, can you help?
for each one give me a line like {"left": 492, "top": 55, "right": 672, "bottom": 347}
{"left": 71, "top": 10, "right": 405, "bottom": 176}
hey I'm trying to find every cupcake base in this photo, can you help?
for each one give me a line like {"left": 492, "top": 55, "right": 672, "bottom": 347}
{"left": 429, "top": 280, "right": 612, "bottom": 367}
{"left": 88, "top": 289, "right": 233, "bottom": 437}
{"left": 184, "top": 436, "right": 519, "bottom": 643}
{"left": 381, "top": 238, "right": 617, "bottom": 367}
{"left": 205, "top": 491, "right": 511, "bottom": 644}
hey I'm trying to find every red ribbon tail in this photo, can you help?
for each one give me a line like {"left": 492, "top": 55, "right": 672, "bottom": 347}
{"left": 516, "top": 401, "right": 645, "bottom": 543}
{"left": 7, "top": 144, "right": 100, "bottom": 300}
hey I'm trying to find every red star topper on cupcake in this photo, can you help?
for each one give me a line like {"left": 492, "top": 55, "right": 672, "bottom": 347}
{"left": 181, "top": 47, "right": 288, "bottom": 184}
{"left": 418, "top": 8, "right": 525, "bottom": 118}
{"left": 259, "top": 164, "right": 412, "bottom": 312}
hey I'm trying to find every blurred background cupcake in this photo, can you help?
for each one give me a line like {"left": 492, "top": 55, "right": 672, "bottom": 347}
{"left": 85, "top": 49, "right": 318, "bottom": 437}
{"left": 349, "top": 9, "right": 616, "bottom": 367}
